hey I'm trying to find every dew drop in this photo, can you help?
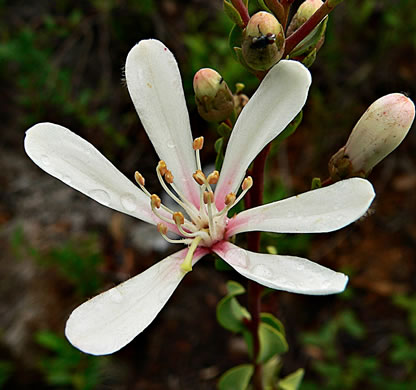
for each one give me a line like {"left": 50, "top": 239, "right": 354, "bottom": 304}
{"left": 275, "top": 276, "right": 287, "bottom": 284}
{"left": 88, "top": 189, "right": 111, "bottom": 206}
{"left": 120, "top": 193, "right": 137, "bottom": 212}
{"left": 251, "top": 264, "right": 273, "bottom": 279}
{"left": 226, "top": 248, "right": 249, "bottom": 268}
{"left": 41, "top": 155, "right": 50, "bottom": 165}
{"left": 167, "top": 140, "right": 175, "bottom": 149}
{"left": 296, "top": 263, "right": 305, "bottom": 271}
{"left": 62, "top": 175, "right": 71, "bottom": 184}
{"left": 322, "top": 279, "right": 331, "bottom": 289}
{"left": 108, "top": 288, "right": 123, "bottom": 303}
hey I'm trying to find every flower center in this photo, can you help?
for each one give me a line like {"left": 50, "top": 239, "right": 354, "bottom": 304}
{"left": 134, "top": 136, "right": 253, "bottom": 271}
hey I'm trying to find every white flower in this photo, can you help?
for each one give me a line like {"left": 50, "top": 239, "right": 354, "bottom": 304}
{"left": 24, "top": 39, "right": 375, "bottom": 356}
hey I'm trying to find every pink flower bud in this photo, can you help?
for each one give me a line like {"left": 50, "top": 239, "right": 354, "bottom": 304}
{"left": 242, "top": 11, "right": 285, "bottom": 71}
{"left": 329, "top": 93, "right": 415, "bottom": 180}
{"left": 193, "top": 68, "right": 234, "bottom": 122}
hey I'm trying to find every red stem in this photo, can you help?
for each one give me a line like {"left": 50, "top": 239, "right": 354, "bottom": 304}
{"left": 246, "top": 143, "right": 271, "bottom": 389}
{"left": 230, "top": 0, "right": 250, "bottom": 27}
{"left": 284, "top": 0, "right": 337, "bottom": 56}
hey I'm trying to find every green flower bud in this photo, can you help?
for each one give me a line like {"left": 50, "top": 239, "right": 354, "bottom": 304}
{"left": 329, "top": 93, "right": 415, "bottom": 180}
{"left": 242, "top": 11, "right": 285, "bottom": 71}
{"left": 287, "top": 0, "right": 323, "bottom": 36}
{"left": 193, "top": 69, "right": 234, "bottom": 122}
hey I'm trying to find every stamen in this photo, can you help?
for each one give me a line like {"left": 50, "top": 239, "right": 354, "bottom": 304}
{"left": 157, "top": 160, "right": 168, "bottom": 176}
{"left": 241, "top": 176, "right": 253, "bottom": 191}
{"left": 157, "top": 223, "right": 192, "bottom": 245}
{"left": 156, "top": 165, "right": 197, "bottom": 219}
{"left": 207, "top": 170, "right": 219, "bottom": 185}
{"left": 193, "top": 137, "right": 204, "bottom": 150}
{"left": 165, "top": 170, "right": 174, "bottom": 184}
{"left": 216, "top": 192, "right": 236, "bottom": 217}
{"left": 193, "top": 170, "right": 206, "bottom": 186}
{"left": 181, "top": 235, "right": 203, "bottom": 273}
{"left": 135, "top": 171, "right": 145, "bottom": 187}
{"left": 193, "top": 137, "right": 204, "bottom": 171}
{"left": 151, "top": 194, "right": 161, "bottom": 209}
{"left": 172, "top": 211, "right": 185, "bottom": 225}
{"left": 203, "top": 191, "right": 214, "bottom": 204}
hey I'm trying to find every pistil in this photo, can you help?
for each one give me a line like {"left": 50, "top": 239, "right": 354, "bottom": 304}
{"left": 180, "top": 235, "right": 203, "bottom": 273}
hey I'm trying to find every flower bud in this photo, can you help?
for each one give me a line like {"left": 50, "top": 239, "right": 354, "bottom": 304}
{"left": 329, "top": 93, "right": 415, "bottom": 180}
{"left": 287, "top": 0, "right": 323, "bottom": 36}
{"left": 242, "top": 11, "right": 285, "bottom": 71}
{"left": 193, "top": 68, "right": 234, "bottom": 122}
{"left": 287, "top": 0, "right": 326, "bottom": 60}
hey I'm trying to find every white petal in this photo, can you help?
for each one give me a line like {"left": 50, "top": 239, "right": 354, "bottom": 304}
{"left": 215, "top": 60, "right": 311, "bottom": 209}
{"left": 213, "top": 242, "right": 348, "bottom": 295}
{"left": 125, "top": 39, "right": 199, "bottom": 206}
{"left": 226, "top": 178, "right": 375, "bottom": 236}
{"left": 24, "top": 123, "right": 158, "bottom": 225}
{"left": 65, "top": 247, "right": 208, "bottom": 355}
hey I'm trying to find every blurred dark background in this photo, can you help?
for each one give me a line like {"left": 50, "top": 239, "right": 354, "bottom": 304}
{"left": 1, "top": 0, "right": 415, "bottom": 389}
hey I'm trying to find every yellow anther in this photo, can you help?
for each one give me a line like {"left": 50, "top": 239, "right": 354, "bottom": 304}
{"left": 134, "top": 171, "right": 145, "bottom": 186}
{"left": 157, "top": 223, "right": 168, "bottom": 235}
{"left": 242, "top": 176, "right": 253, "bottom": 191}
{"left": 150, "top": 194, "right": 161, "bottom": 209}
{"left": 193, "top": 169, "right": 206, "bottom": 185}
{"left": 207, "top": 170, "right": 220, "bottom": 185}
{"left": 193, "top": 136, "right": 204, "bottom": 150}
{"left": 157, "top": 160, "right": 168, "bottom": 176}
{"left": 225, "top": 192, "right": 236, "bottom": 206}
{"left": 203, "top": 191, "right": 214, "bottom": 204}
{"left": 172, "top": 211, "right": 185, "bottom": 225}
{"left": 165, "top": 170, "right": 174, "bottom": 184}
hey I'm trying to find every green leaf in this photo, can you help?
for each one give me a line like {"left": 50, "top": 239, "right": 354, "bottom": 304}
{"left": 217, "top": 295, "right": 251, "bottom": 332}
{"left": 217, "top": 281, "right": 250, "bottom": 332}
{"left": 274, "top": 110, "right": 303, "bottom": 144}
{"left": 257, "top": 323, "right": 288, "bottom": 363}
{"left": 217, "top": 122, "right": 232, "bottom": 137}
{"left": 301, "top": 48, "right": 317, "bottom": 68}
{"left": 278, "top": 368, "right": 305, "bottom": 390}
{"left": 256, "top": 0, "right": 271, "bottom": 12}
{"left": 224, "top": 1, "right": 244, "bottom": 27}
{"left": 311, "top": 177, "right": 322, "bottom": 190}
{"left": 226, "top": 280, "right": 246, "bottom": 296}
{"left": 260, "top": 312, "right": 286, "bottom": 336}
{"left": 218, "top": 364, "right": 254, "bottom": 390}
{"left": 229, "top": 23, "right": 243, "bottom": 60}
{"left": 215, "top": 137, "right": 224, "bottom": 153}
{"left": 290, "top": 18, "right": 328, "bottom": 58}
{"left": 215, "top": 257, "right": 233, "bottom": 271}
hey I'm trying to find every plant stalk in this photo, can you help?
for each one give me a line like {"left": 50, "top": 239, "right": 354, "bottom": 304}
{"left": 284, "top": 0, "right": 341, "bottom": 56}
{"left": 246, "top": 143, "right": 271, "bottom": 390}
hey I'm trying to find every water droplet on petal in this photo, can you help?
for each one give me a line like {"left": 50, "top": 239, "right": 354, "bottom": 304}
{"left": 120, "top": 193, "right": 137, "bottom": 212}
{"left": 88, "top": 189, "right": 111, "bottom": 206}
{"left": 275, "top": 276, "right": 287, "bottom": 284}
{"left": 322, "top": 279, "right": 331, "bottom": 289}
{"left": 108, "top": 288, "right": 123, "bottom": 303}
{"left": 226, "top": 248, "right": 249, "bottom": 268}
{"left": 62, "top": 175, "right": 71, "bottom": 184}
{"left": 167, "top": 140, "right": 175, "bottom": 149}
{"left": 296, "top": 263, "right": 305, "bottom": 271}
{"left": 41, "top": 155, "right": 50, "bottom": 165}
{"left": 251, "top": 264, "right": 273, "bottom": 279}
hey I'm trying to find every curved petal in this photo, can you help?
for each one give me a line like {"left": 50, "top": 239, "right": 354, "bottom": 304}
{"left": 65, "top": 247, "right": 209, "bottom": 355}
{"left": 215, "top": 60, "right": 311, "bottom": 209}
{"left": 226, "top": 178, "right": 375, "bottom": 236}
{"left": 24, "top": 122, "right": 160, "bottom": 226}
{"left": 213, "top": 242, "right": 348, "bottom": 295}
{"left": 125, "top": 39, "right": 199, "bottom": 206}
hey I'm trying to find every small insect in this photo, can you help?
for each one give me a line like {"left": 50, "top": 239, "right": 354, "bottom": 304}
{"left": 251, "top": 25, "right": 276, "bottom": 49}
